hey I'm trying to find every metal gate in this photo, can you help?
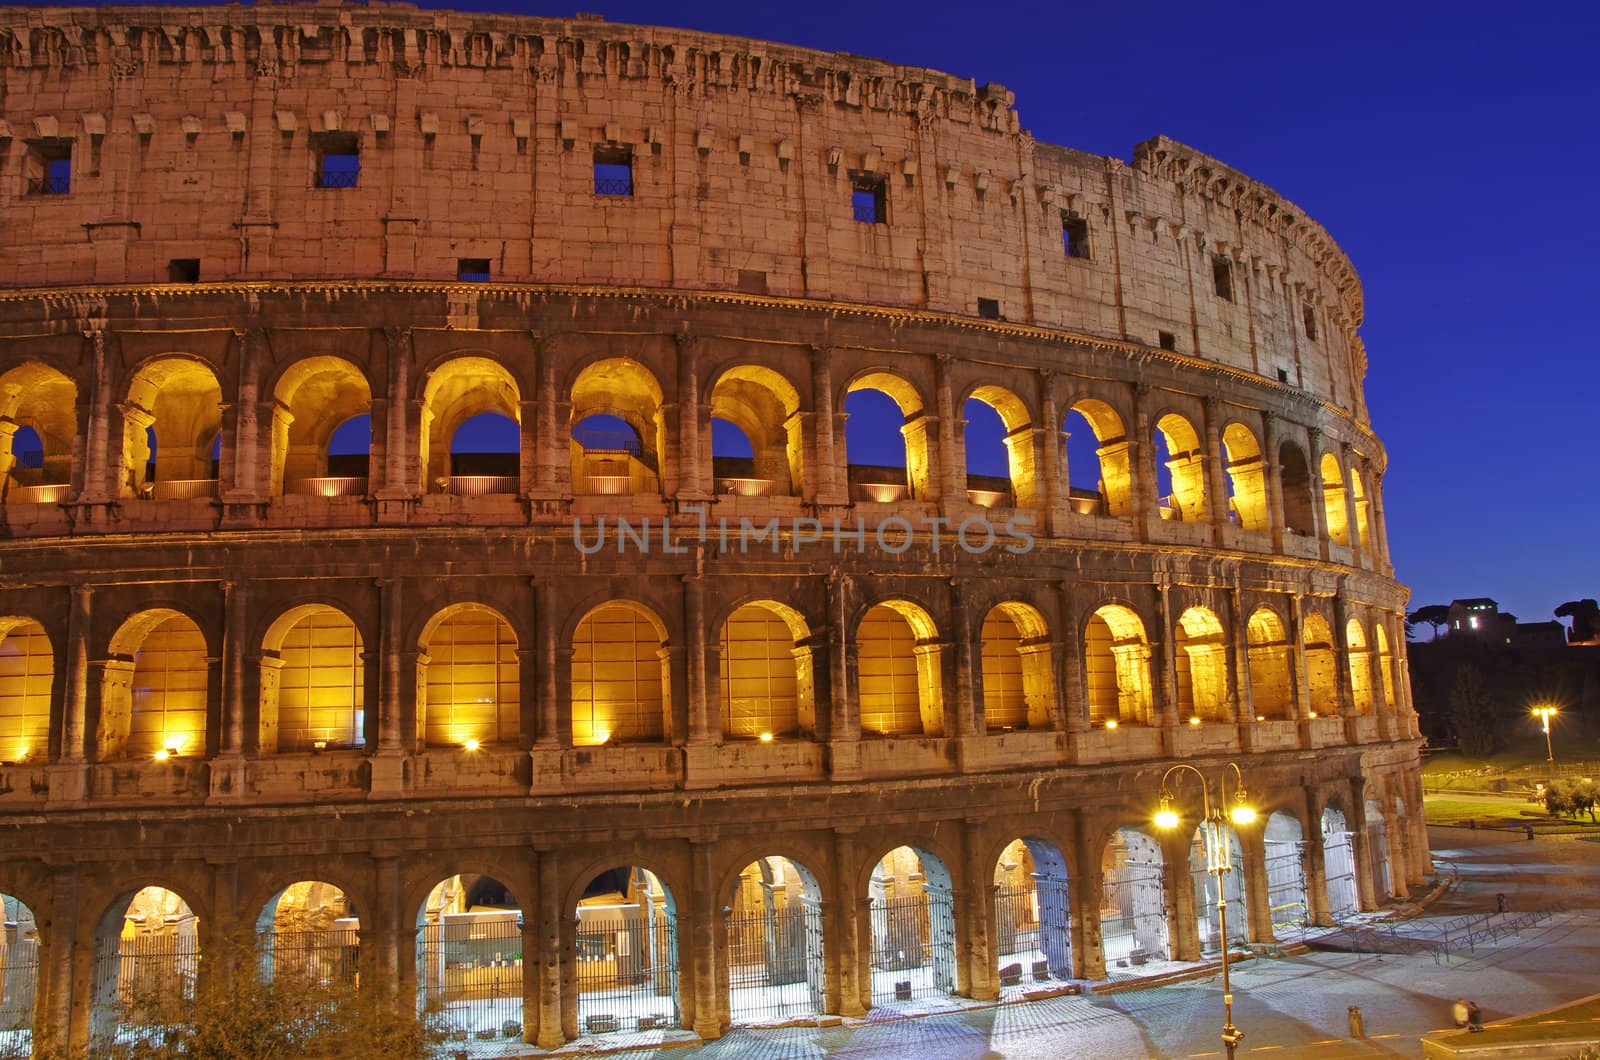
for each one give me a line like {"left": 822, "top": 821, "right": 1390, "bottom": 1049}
{"left": 260, "top": 929, "right": 359, "bottom": 987}
{"left": 1101, "top": 862, "right": 1168, "bottom": 967}
{"left": 994, "top": 879, "right": 1071, "bottom": 987}
{"left": 575, "top": 912, "right": 679, "bottom": 1035}
{"left": 416, "top": 913, "right": 525, "bottom": 1053}
{"left": 1192, "top": 857, "right": 1249, "bottom": 952}
{"left": 868, "top": 892, "right": 956, "bottom": 1006}
{"left": 88, "top": 933, "right": 198, "bottom": 1058}
{"left": 1264, "top": 843, "right": 1308, "bottom": 933}
{"left": 1324, "top": 831, "right": 1359, "bottom": 918}
{"left": 0, "top": 931, "right": 38, "bottom": 1048}
{"left": 726, "top": 902, "right": 824, "bottom": 1023}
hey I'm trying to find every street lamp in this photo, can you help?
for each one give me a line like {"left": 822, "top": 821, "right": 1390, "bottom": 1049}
{"left": 1154, "top": 761, "right": 1256, "bottom": 1060}
{"left": 1531, "top": 705, "right": 1558, "bottom": 765}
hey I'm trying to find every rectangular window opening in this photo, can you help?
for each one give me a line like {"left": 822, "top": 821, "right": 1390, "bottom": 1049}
{"left": 457, "top": 258, "right": 491, "bottom": 282}
{"left": 977, "top": 298, "right": 1001, "bottom": 320}
{"left": 593, "top": 145, "right": 634, "bottom": 196}
{"left": 1303, "top": 304, "right": 1318, "bottom": 341}
{"left": 1212, "top": 255, "right": 1234, "bottom": 301}
{"left": 25, "top": 141, "right": 72, "bottom": 195}
{"left": 1158, "top": 330, "right": 1177, "bottom": 351}
{"left": 736, "top": 269, "right": 768, "bottom": 295}
{"left": 851, "top": 174, "right": 887, "bottom": 225}
{"left": 1277, "top": 368, "right": 1291, "bottom": 384}
{"left": 314, "top": 132, "right": 361, "bottom": 189}
{"left": 167, "top": 259, "right": 200, "bottom": 284}
{"left": 1062, "top": 211, "right": 1090, "bottom": 259}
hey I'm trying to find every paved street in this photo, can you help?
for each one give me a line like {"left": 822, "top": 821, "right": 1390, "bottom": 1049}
{"left": 583, "top": 827, "right": 1600, "bottom": 1059}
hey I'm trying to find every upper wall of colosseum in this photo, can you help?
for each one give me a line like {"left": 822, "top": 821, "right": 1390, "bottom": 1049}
{"left": 0, "top": 4, "right": 1369, "bottom": 419}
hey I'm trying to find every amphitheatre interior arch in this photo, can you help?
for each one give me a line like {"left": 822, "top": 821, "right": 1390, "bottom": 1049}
{"left": 979, "top": 603, "right": 1053, "bottom": 731}
{"left": 1100, "top": 829, "right": 1169, "bottom": 970}
{"left": 1152, "top": 413, "right": 1206, "bottom": 523}
{"left": 1321, "top": 807, "right": 1359, "bottom": 917}
{"left": 725, "top": 856, "right": 826, "bottom": 1024}
{"left": 0, "top": 617, "right": 52, "bottom": 765}
{"left": 271, "top": 356, "right": 372, "bottom": 495}
{"left": 1221, "top": 422, "right": 1268, "bottom": 532}
{"left": 1189, "top": 822, "right": 1247, "bottom": 952}
{"left": 1245, "top": 608, "right": 1294, "bottom": 720}
{"left": 1262, "top": 812, "right": 1308, "bottom": 933}
{"left": 844, "top": 372, "right": 930, "bottom": 502}
{"left": 1174, "top": 606, "right": 1229, "bottom": 724}
{"left": 416, "top": 873, "right": 526, "bottom": 1045}
{"left": 121, "top": 357, "right": 223, "bottom": 499}
{"left": 0, "top": 893, "right": 39, "bottom": 1053}
{"left": 575, "top": 867, "right": 679, "bottom": 1035}
{"left": 719, "top": 602, "right": 813, "bottom": 740}
{"left": 1346, "top": 620, "right": 1375, "bottom": 715}
{"left": 419, "top": 356, "right": 520, "bottom": 493}
{"left": 1278, "top": 442, "right": 1317, "bottom": 537}
{"left": 855, "top": 601, "right": 943, "bottom": 737}
{"left": 965, "top": 385, "right": 1036, "bottom": 507}
{"left": 1063, "top": 400, "right": 1131, "bottom": 517}
{"left": 90, "top": 887, "right": 199, "bottom": 1050}
{"left": 1350, "top": 468, "right": 1372, "bottom": 550}
{"left": 709, "top": 365, "right": 801, "bottom": 496}
{"left": 1320, "top": 453, "right": 1350, "bottom": 546}
{"left": 0, "top": 362, "right": 75, "bottom": 503}
{"left": 418, "top": 604, "right": 520, "bottom": 749}
{"left": 992, "top": 837, "right": 1071, "bottom": 992}
{"left": 259, "top": 605, "right": 366, "bottom": 753}
{"left": 100, "top": 610, "right": 208, "bottom": 761}
{"left": 868, "top": 846, "right": 957, "bottom": 1009}
{"left": 1374, "top": 623, "right": 1397, "bottom": 710}
{"left": 1301, "top": 612, "right": 1338, "bottom": 715}
{"left": 1085, "top": 605, "right": 1152, "bottom": 726}
{"left": 570, "top": 358, "right": 664, "bottom": 496}
{"left": 570, "top": 602, "right": 668, "bottom": 746}
{"left": 255, "top": 881, "right": 359, "bottom": 991}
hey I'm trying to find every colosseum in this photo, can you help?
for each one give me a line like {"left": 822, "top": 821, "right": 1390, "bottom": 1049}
{"left": 0, "top": 3, "right": 1425, "bottom": 1056}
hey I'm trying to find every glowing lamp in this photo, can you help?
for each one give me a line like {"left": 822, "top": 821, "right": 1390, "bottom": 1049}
{"left": 1189, "top": 716, "right": 1201, "bottom": 726}
{"left": 1154, "top": 795, "right": 1179, "bottom": 830}
{"left": 313, "top": 739, "right": 328, "bottom": 751}
{"left": 1255, "top": 715, "right": 1265, "bottom": 722}
{"left": 1229, "top": 802, "right": 1257, "bottom": 826}
{"left": 759, "top": 732, "right": 775, "bottom": 743}
{"left": 1104, "top": 719, "right": 1119, "bottom": 730}
{"left": 153, "top": 748, "right": 172, "bottom": 762}
{"left": 1307, "top": 711, "right": 1318, "bottom": 719}
{"left": 594, "top": 730, "right": 611, "bottom": 745}
{"left": 462, "top": 738, "right": 481, "bottom": 752}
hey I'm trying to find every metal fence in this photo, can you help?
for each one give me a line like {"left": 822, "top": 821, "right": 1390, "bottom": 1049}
{"left": 1101, "top": 862, "right": 1168, "bottom": 967}
{"left": 259, "top": 929, "right": 358, "bottom": 987}
{"left": 0, "top": 934, "right": 38, "bottom": 1037}
{"left": 417, "top": 915, "right": 526, "bottom": 1053}
{"left": 575, "top": 913, "right": 679, "bottom": 1035}
{"left": 726, "top": 904, "right": 825, "bottom": 1024}
{"left": 995, "top": 881, "right": 1072, "bottom": 989}
{"left": 447, "top": 475, "right": 519, "bottom": 497}
{"left": 868, "top": 893, "right": 956, "bottom": 1006}
{"left": 89, "top": 933, "right": 198, "bottom": 1058}
{"left": 1264, "top": 845, "right": 1309, "bottom": 933}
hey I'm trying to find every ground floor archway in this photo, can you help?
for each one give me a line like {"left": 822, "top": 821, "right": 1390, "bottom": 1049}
{"left": 1262, "top": 813, "right": 1308, "bottom": 934}
{"left": 1100, "top": 829, "right": 1169, "bottom": 973}
{"left": 1190, "top": 824, "right": 1248, "bottom": 953}
{"left": 1322, "top": 808, "right": 1359, "bottom": 918}
{"left": 256, "top": 880, "right": 359, "bottom": 992}
{"left": 416, "top": 874, "right": 527, "bottom": 1051}
{"left": 575, "top": 867, "right": 680, "bottom": 1035}
{"left": 1365, "top": 800, "right": 1393, "bottom": 900}
{"left": 725, "top": 856, "right": 826, "bottom": 1025}
{"left": 868, "top": 846, "right": 957, "bottom": 1010}
{"left": 993, "top": 837, "right": 1071, "bottom": 995}
{"left": 0, "top": 894, "right": 39, "bottom": 1055}
{"left": 89, "top": 887, "right": 199, "bottom": 1057}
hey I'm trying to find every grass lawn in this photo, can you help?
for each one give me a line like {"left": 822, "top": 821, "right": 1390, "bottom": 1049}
{"left": 1423, "top": 794, "right": 1600, "bottom": 833}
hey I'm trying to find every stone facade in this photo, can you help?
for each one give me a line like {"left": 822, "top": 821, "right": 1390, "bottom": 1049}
{"left": 0, "top": 4, "right": 1422, "bottom": 1055}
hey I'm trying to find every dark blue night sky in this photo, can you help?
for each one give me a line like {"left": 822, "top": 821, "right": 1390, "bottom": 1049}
{"left": 61, "top": 0, "right": 1600, "bottom": 627}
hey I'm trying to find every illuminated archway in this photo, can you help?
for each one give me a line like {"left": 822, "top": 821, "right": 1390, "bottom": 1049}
{"left": 1346, "top": 620, "right": 1374, "bottom": 715}
{"left": 259, "top": 605, "right": 365, "bottom": 753}
{"left": 1245, "top": 608, "right": 1293, "bottom": 720}
{"left": 1374, "top": 624, "right": 1397, "bottom": 711}
{"left": 255, "top": 881, "right": 359, "bottom": 992}
{"left": 0, "top": 893, "right": 39, "bottom": 1053}
{"left": 416, "top": 874, "right": 527, "bottom": 1044}
{"left": 868, "top": 846, "right": 957, "bottom": 1009}
{"left": 418, "top": 604, "right": 520, "bottom": 749}
{"left": 992, "top": 837, "right": 1071, "bottom": 993}
{"left": 980, "top": 603, "right": 1054, "bottom": 731}
{"left": 855, "top": 601, "right": 942, "bottom": 737}
{"left": 1221, "top": 423, "right": 1267, "bottom": 532}
{"left": 1174, "top": 607, "right": 1228, "bottom": 723}
{"left": 0, "top": 617, "right": 52, "bottom": 765}
{"left": 571, "top": 358, "right": 664, "bottom": 496}
{"left": 1350, "top": 468, "right": 1372, "bottom": 551}
{"left": 121, "top": 358, "right": 223, "bottom": 499}
{"left": 575, "top": 867, "right": 679, "bottom": 1033}
{"left": 1320, "top": 453, "right": 1349, "bottom": 546}
{"left": 571, "top": 602, "right": 668, "bottom": 746}
{"left": 1100, "top": 829, "right": 1169, "bottom": 969}
{"left": 1153, "top": 413, "right": 1206, "bottom": 523}
{"left": 0, "top": 362, "right": 76, "bottom": 504}
{"left": 1262, "top": 813, "right": 1308, "bottom": 934}
{"left": 719, "top": 602, "right": 815, "bottom": 740}
{"left": 1063, "top": 399, "right": 1131, "bottom": 517}
{"left": 1321, "top": 807, "right": 1359, "bottom": 917}
{"left": 1085, "top": 605, "right": 1152, "bottom": 726}
{"left": 101, "top": 610, "right": 208, "bottom": 761}
{"left": 420, "top": 356, "right": 521, "bottom": 492}
{"left": 709, "top": 365, "right": 802, "bottom": 496}
{"left": 725, "top": 857, "right": 826, "bottom": 1024}
{"left": 271, "top": 356, "right": 372, "bottom": 494}
{"left": 89, "top": 887, "right": 200, "bottom": 1051}
{"left": 966, "top": 385, "right": 1036, "bottom": 507}
{"left": 1190, "top": 822, "right": 1247, "bottom": 952}
{"left": 1279, "top": 443, "right": 1316, "bottom": 537}
{"left": 1302, "top": 613, "right": 1337, "bottom": 716}
{"left": 845, "top": 372, "right": 931, "bottom": 502}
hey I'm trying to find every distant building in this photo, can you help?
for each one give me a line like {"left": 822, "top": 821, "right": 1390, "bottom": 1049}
{"left": 1444, "top": 598, "right": 1571, "bottom": 650}
{"left": 1447, "top": 598, "right": 1500, "bottom": 638}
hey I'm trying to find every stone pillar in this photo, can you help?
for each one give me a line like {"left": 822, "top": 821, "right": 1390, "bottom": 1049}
{"left": 219, "top": 581, "right": 247, "bottom": 755}
{"left": 1349, "top": 782, "right": 1378, "bottom": 912}
{"left": 1036, "top": 371, "right": 1065, "bottom": 532}
{"left": 78, "top": 328, "right": 115, "bottom": 504}
{"left": 1071, "top": 814, "right": 1105, "bottom": 980}
{"left": 675, "top": 331, "right": 709, "bottom": 502}
{"left": 830, "top": 830, "right": 867, "bottom": 1016}
{"left": 826, "top": 574, "right": 859, "bottom": 742}
{"left": 1057, "top": 580, "right": 1089, "bottom": 734}
{"left": 1287, "top": 595, "right": 1311, "bottom": 723}
{"left": 684, "top": 575, "right": 713, "bottom": 744}
{"left": 1260, "top": 412, "right": 1286, "bottom": 551}
{"left": 810, "top": 345, "right": 846, "bottom": 506}
{"left": 934, "top": 354, "right": 964, "bottom": 511}
{"left": 1228, "top": 588, "right": 1253, "bottom": 740}
{"left": 517, "top": 397, "right": 539, "bottom": 500}
{"left": 1239, "top": 828, "right": 1275, "bottom": 944}
{"left": 59, "top": 585, "right": 92, "bottom": 763}
{"left": 535, "top": 848, "right": 565, "bottom": 1047}
{"left": 687, "top": 840, "right": 722, "bottom": 1037}
{"left": 372, "top": 854, "right": 409, "bottom": 1014}
{"left": 1129, "top": 384, "right": 1155, "bottom": 539}
{"left": 533, "top": 578, "right": 560, "bottom": 746}
{"left": 1302, "top": 789, "right": 1332, "bottom": 927}
{"left": 1406, "top": 770, "right": 1432, "bottom": 883}
{"left": 1202, "top": 397, "right": 1230, "bottom": 543}
{"left": 38, "top": 865, "right": 78, "bottom": 1057}
{"left": 1331, "top": 592, "right": 1356, "bottom": 725}
{"left": 1368, "top": 470, "right": 1391, "bottom": 572}
{"left": 225, "top": 328, "right": 263, "bottom": 501}
{"left": 372, "top": 579, "right": 406, "bottom": 796}
{"left": 1166, "top": 831, "right": 1201, "bottom": 961}
{"left": 960, "top": 819, "right": 996, "bottom": 1000}
{"left": 376, "top": 328, "right": 416, "bottom": 514}
{"left": 1153, "top": 582, "right": 1179, "bottom": 735}
{"left": 1340, "top": 444, "right": 1365, "bottom": 565}
{"left": 947, "top": 579, "right": 977, "bottom": 739}
{"left": 1306, "top": 426, "right": 1330, "bottom": 559}
{"left": 532, "top": 338, "right": 564, "bottom": 500}
{"left": 1384, "top": 806, "right": 1412, "bottom": 900}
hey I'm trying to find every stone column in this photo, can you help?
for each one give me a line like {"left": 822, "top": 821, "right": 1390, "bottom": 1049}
{"left": 517, "top": 396, "right": 539, "bottom": 500}
{"left": 1228, "top": 587, "right": 1253, "bottom": 736}
{"left": 532, "top": 849, "right": 565, "bottom": 1047}
{"left": 960, "top": 819, "right": 996, "bottom": 1000}
{"left": 830, "top": 830, "right": 867, "bottom": 1016}
{"left": 59, "top": 585, "right": 92, "bottom": 763}
{"left": 226, "top": 328, "right": 263, "bottom": 501}
{"left": 1153, "top": 582, "right": 1179, "bottom": 736}
{"left": 1306, "top": 426, "right": 1330, "bottom": 559}
{"left": 1036, "top": 370, "right": 1065, "bottom": 532}
{"left": 376, "top": 328, "right": 416, "bottom": 516}
{"left": 1166, "top": 831, "right": 1201, "bottom": 961}
{"left": 533, "top": 578, "right": 560, "bottom": 746}
{"left": 1368, "top": 470, "right": 1391, "bottom": 572}
{"left": 1260, "top": 412, "right": 1286, "bottom": 550}
{"left": 372, "top": 854, "right": 408, "bottom": 1012}
{"left": 1302, "top": 788, "right": 1332, "bottom": 927}
{"left": 77, "top": 328, "right": 115, "bottom": 504}
{"left": 675, "top": 331, "right": 709, "bottom": 502}
{"left": 532, "top": 337, "right": 565, "bottom": 500}
{"left": 810, "top": 345, "right": 846, "bottom": 507}
{"left": 1202, "top": 396, "right": 1230, "bottom": 544}
{"left": 1331, "top": 592, "right": 1356, "bottom": 725}
{"left": 1348, "top": 781, "right": 1378, "bottom": 912}
{"left": 1057, "top": 580, "right": 1089, "bottom": 734}
{"left": 1287, "top": 595, "right": 1312, "bottom": 722}
{"left": 687, "top": 840, "right": 722, "bottom": 1037}
{"left": 43, "top": 865, "right": 80, "bottom": 1056}
{"left": 1128, "top": 384, "right": 1157, "bottom": 539}
{"left": 947, "top": 579, "right": 977, "bottom": 738}
{"left": 934, "top": 355, "right": 964, "bottom": 512}
{"left": 1340, "top": 444, "right": 1365, "bottom": 565}
{"left": 1071, "top": 813, "right": 1105, "bottom": 980}
{"left": 826, "top": 574, "right": 858, "bottom": 741}
{"left": 684, "top": 575, "right": 713, "bottom": 744}
{"left": 219, "top": 581, "right": 247, "bottom": 755}
{"left": 1239, "top": 827, "right": 1274, "bottom": 944}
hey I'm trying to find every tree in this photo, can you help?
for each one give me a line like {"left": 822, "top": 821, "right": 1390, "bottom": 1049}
{"left": 1408, "top": 604, "right": 1450, "bottom": 641}
{"left": 1450, "top": 663, "right": 1500, "bottom": 756}
{"left": 1555, "top": 599, "right": 1599, "bottom": 644}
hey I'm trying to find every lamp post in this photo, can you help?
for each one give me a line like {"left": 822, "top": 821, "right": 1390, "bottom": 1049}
{"left": 1531, "top": 705, "right": 1558, "bottom": 765}
{"left": 1154, "top": 761, "right": 1257, "bottom": 1060}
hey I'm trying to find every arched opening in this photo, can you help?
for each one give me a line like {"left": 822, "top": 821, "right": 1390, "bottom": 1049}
{"left": 979, "top": 603, "right": 1053, "bottom": 731}
{"left": 571, "top": 358, "right": 663, "bottom": 496}
{"left": 1262, "top": 813, "right": 1308, "bottom": 935}
{"left": 271, "top": 356, "right": 372, "bottom": 495}
{"left": 89, "top": 887, "right": 200, "bottom": 1052}
{"left": 1174, "top": 607, "right": 1229, "bottom": 724}
{"left": 992, "top": 837, "right": 1071, "bottom": 995}
{"left": 259, "top": 605, "right": 365, "bottom": 753}
{"left": 1064, "top": 400, "right": 1131, "bottom": 517}
{"left": 867, "top": 846, "right": 957, "bottom": 1010}
{"left": 416, "top": 874, "right": 527, "bottom": 1045}
{"left": 1153, "top": 413, "right": 1206, "bottom": 523}
{"left": 418, "top": 605, "right": 520, "bottom": 749}
{"left": 419, "top": 356, "right": 520, "bottom": 495}
{"left": 719, "top": 602, "right": 815, "bottom": 740}
{"left": 1346, "top": 620, "right": 1374, "bottom": 715}
{"left": 0, "top": 618, "right": 52, "bottom": 765}
{"left": 0, "top": 894, "right": 39, "bottom": 1054}
{"left": 965, "top": 386, "right": 1035, "bottom": 508}
{"left": 576, "top": 867, "right": 679, "bottom": 1034}
{"left": 570, "top": 602, "right": 668, "bottom": 746}
{"left": 1221, "top": 423, "right": 1268, "bottom": 532}
{"left": 101, "top": 610, "right": 208, "bottom": 761}
{"left": 1302, "top": 613, "right": 1337, "bottom": 716}
{"left": 1320, "top": 453, "right": 1349, "bottom": 546}
{"left": 1321, "top": 807, "right": 1359, "bottom": 918}
{"left": 122, "top": 358, "right": 223, "bottom": 500}
{"left": 1100, "top": 829, "right": 1169, "bottom": 971}
{"left": 1190, "top": 823, "right": 1247, "bottom": 953}
{"left": 845, "top": 373, "right": 930, "bottom": 503}
{"left": 725, "top": 857, "right": 826, "bottom": 1025}
{"left": 1085, "top": 605, "right": 1152, "bottom": 727}
{"left": 1278, "top": 443, "right": 1316, "bottom": 537}
{"left": 1245, "top": 608, "right": 1293, "bottom": 720}
{"left": 709, "top": 366, "right": 802, "bottom": 497}
{"left": 1364, "top": 800, "right": 1392, "bottom": 900}
{"left": 1350, "top": 468, "right": 1371, "bottom": 551}
{"left": 0, "top": 361, "right": 76, "bottom": 504}
{"left": 449, "top": 411, "right": 521, "bottom": 493}
{"left": 855, "top": 602, "right": 942, "bottom": 737}
{"left": 1374, "top": 624, "right": 1397, "bottom": 711}
{"left": 255, "top": 882, "right": 359, "bottom": 1001}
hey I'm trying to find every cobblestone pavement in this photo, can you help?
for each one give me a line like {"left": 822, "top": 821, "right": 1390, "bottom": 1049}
{"left": 577, "top": 827, "right": 1600, "bottom": 1059}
